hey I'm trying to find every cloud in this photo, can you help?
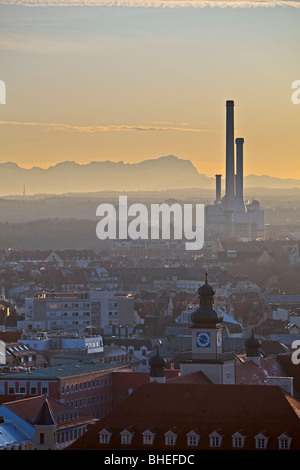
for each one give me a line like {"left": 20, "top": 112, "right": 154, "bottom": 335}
{"left": 0, "top": 120, "right": 217, "bottom": 133}
{"left": 1, "top": 0, "right": 300, "bottom": 7}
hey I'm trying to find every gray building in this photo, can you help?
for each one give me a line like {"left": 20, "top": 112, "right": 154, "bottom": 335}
{"left": 19, "top": 290, "right": 135, "bottom": 333}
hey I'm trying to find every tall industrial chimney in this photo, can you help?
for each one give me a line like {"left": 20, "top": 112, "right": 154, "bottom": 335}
{"left": 215, "top": 174, "right": 222, "bottom": 203}
{"left": 234, "top": 137, "right": 246, "bottom": 213}
{"left": 225, "top": 100, "right": 235, "bottom": 210}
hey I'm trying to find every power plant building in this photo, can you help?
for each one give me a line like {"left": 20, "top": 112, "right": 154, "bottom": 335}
{"left": 205, "top": 101, "right": 264, "bottom": 241}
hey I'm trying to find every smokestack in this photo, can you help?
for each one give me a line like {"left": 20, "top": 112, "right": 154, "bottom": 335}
{"left": 234, "top": 137, "right": 246, "bottom": 213}
{"left": 215, "top": 174, "right": 222, "bottom": 203}
{"left": 225, "top": 100, "right": 235, "bottom": 210}
{"left": 236, "top": 138, "right": 244, "bottom": 199}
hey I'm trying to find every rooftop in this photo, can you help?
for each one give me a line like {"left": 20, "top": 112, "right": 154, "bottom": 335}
{"left": 68, "top": 381, "right": 300, "bottom": 450}
{"left": 0, "top": 360, "right": 128, "bottom": 380}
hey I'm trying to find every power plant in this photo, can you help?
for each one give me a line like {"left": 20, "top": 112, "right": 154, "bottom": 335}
{"left": 205, "top": 100, "right": 264, "bottom": 241}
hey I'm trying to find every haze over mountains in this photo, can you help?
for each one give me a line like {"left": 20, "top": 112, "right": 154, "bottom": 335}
{"left": 0, "top": 155, "right": 300, "bottom": 197}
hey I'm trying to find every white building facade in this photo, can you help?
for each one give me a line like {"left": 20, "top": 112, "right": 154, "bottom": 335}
{"left": 19, "top": 291, "right": 134, "bottom": 333}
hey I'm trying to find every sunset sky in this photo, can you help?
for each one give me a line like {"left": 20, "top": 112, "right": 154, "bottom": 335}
{"left": 0, "top": 1, "right": 300, "bottom": 179}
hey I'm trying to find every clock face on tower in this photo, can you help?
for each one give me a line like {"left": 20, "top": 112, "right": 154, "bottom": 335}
{"left": 217, "top": 331, "right": 222, "bottom": 347}
{"left": 196, "top": 332, "right": 211, "bottom": 348}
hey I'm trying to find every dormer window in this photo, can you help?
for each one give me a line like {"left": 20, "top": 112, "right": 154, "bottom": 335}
{"left": 255, "top": 432, "right": 269, "bottom": 449}
{"left": 278, "top": 433, "right": 292, "bottom": 450}
{"left": 142, "top": 428, "right": 156, "bottom": 446}
{"left": 209, "top": 430, "right": 223, "bottom": 448}
{"left": 232, "top": 431, "right": 246, "bottom": 448}
{"left": 187, "top": 430, "right": 200, "bottom": 447}
{"left": 99, "top": 428, "right": 112, "bottom": 444}
{"left": 120, "top": 428, "right": 134, "bottom": 445}
{"left": 164, "top": 428, "right": 178, "bottom": 446}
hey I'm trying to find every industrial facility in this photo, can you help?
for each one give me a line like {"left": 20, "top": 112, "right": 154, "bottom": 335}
{"left": 205, "top": 100, "right": 264, "bottom": 241}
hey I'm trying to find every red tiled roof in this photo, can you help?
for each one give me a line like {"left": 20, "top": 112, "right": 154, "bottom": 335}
{"left": 68, "top": 382, "right": 300, "bottom": 450}
{"left": 111, "top": 370, "right": 180, "bottom": 408}
{"left": 134, "top": 301, "right": 159, "bottom": 318}
{"left": 235, "top": 355, "right": 287, "bottom": 386}
{"left": 166, "top": 370, "right": 212, "bottom": 384}
{"left": 3, "top": 394, "right": 93, "bottom": 431}
{"left": 4, "top": 395, "right": 67, "bottom": 423}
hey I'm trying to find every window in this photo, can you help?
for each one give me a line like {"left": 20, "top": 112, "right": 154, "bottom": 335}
{"left": 40, "top": 433, "right": 45, "bottom": 444}
{"left": 165, "top": 435, "right": 175, "bottom": 445}
{"left": 279, "top": 439, "right": 288, "bottom": 449}
{"left": 99, "top": 429, "right": 112, "bottom": 444}
{"left": 278, "top": 433, "right": 292, "bottom": 450}
{"left": 209, "top": 431, "right": 223, "bottom": 448}
{"left": 143, "top": 434, "right": 154, "bottom": 445}
{"left": 120, "top": 430, "right": 134, "bottom": 445}
{"left": 187, "top": 430, "right": 200, "bottom": 447}
{"left": 255, "top": 433, "right": 269, "bottom": 449}
{"left": 164, "top": 430, "right": 178, "bottom": 446}
{"left": 256, "top": 438, "right": 266, "bottom": 449}
{"left": 233, "top": 437, "right": 243, "bottom": 447}
{"left": 211, "top": 436, "right": 220, "bottom": 447}
{"left": 232, "top": 431, "right": 246, "bottom": 448}
{"left": 142, "top": 429, "right": 156, "bottom": 446}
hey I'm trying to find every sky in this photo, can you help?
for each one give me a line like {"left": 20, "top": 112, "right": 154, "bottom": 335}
{"left": 0, "top": 0, "right": 300, "bottom": 179}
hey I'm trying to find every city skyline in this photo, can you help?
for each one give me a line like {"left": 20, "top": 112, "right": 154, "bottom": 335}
{"left": 0, "top": 2, "right": 300, "bottom": 180}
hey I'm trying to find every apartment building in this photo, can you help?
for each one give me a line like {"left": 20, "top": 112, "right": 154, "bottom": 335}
{"left": 19, "top": 290, "right": 134, "bottom": 333}
{"left": 0, "top": 361, "right": 128, "bottom": 420}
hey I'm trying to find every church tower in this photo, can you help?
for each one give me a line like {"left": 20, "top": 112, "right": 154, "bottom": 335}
{"left": 149, "top": 346, "right": 166, "bottom": 383}
{"left": 245, "top": 329, "right": 261, "bottom": 366}
{"left": 34, "top": 397, "right": 57, "bottom": 450}
{"left": 180, "top": 274, "right": 236, "bottom": 384}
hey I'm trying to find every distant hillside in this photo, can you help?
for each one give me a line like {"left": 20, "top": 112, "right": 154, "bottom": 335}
{"left": 0, "top": 155, "right": 300, "bottom": 196}
{"left": 244, "top": 174, "right": 300, "bottom": 189}
{"left": 0, "top": 156, "right": 211, "bottom": 196}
